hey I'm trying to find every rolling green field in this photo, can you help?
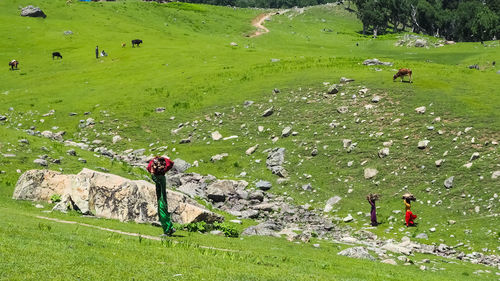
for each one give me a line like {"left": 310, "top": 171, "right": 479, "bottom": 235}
{"left": 1, "top": 0, "right": 499, "bottom": 280}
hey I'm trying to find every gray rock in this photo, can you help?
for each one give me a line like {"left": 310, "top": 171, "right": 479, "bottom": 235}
{"left": 211, "top": 153, "right": 228, "bottom": 162}
{"left": 364, "top": 168, "right": 378, "bottom": 179}
{"left": 342, "top": 139, "right": 352, "bottom": 149}
{"left": 33, "top": 159, "right": 48, "bottom": 166}
{"left": 256, "top": 180, "right": 272, "bottom": 191}
{"left": 311, "top": 148, "right": 318, "bottom": 156}
{"left": 371, "top": 96, "right": 381, "bottom": 103}
{"left": 378, "top": 148, "right": 390, "bottom": 158}
{"left": 240, "top": 209, "right": 259, "bottom": 219}
{"left": 414, "top": 39, "right": 428, "bottom": 47}
{"left": 339, "top": 77, "right": 354, "bottom": 83}
{"left": 18, "top": 139, "right": 29, "bottom": 144}
{"left": 343, "top": 214, "right": 354, "bottom": 222}
{"left": 435, "top": 159, "right": 444, "bottom": 167}
{"left": 155, "top": 107, "right": 165, "bottom": 113}
{"left": 172, "top": 158, "right": 191, "bottom": 173}
{"left": 210, "top": 230, "right": 224, "bottom": 236}
{"left": 469, "top": 152, "right": 480, "bottom": 162}
{"left": 492, "top": 171, "right": 500, "bottom": 179}
{"left": 241, "top": 222, "right": 280, "bottom": 237}
{"left": 381, "top": 259, "right": 397, "bottom": 265}
{"left": 262, "top": 106, "right": 274, "bottom": 117}
{"left": 211, "top": 131, "right": 223, "bottom": 141}
{"left": 327, "top": 84, "right": 339, "bottom": 95}
{"left": 444, "top": 176, "right": 454, "bottom": 189}
{"left": 67, "top": 149, "right": 77, "bottom": 156}
{"left": 64, "top": 30, "right": 73, "bottom": 35}
{"left": 21, "top": 5, "right": 46, "bottom": 18}
{"left": 281, "top": 126, "right": 292, "bottom": 137}
{"left": 78, "top": 158, "right": 86, "bottom": 163}
{"left": 0, "top": 115, "right": 7, "bottom": 121}
{"left": 245, "top": 144, "right": 259, "bottom": 155}
{"left": 179, "top": 138, "right": 191, "bottom": 144}
{"left": 324, "top": 196, "right": 341, "bottom": 212}
{"left": 243, "top": 100, "right": 254, "bottom": 107}
{"left": 338, "top": 247, "right": 375, "bottom": 260}
{"left": 302, "top": 183, "right": 312, "bottom": 191}
{"left": 249, "top": 190, "right": 264, "bottom": 201}
{"left": 417, "top": 140, "right": 430, "bottom": 149}
{"left": 362, "top": 58, "right": 393, "bottom": 66}
{"left": 415, "top": 233, "right": 428, "bottom": 239}
{"left": 415, "top": 106, "right": 426, "bottom": 114}
{"left": 337, "top": 106, "right": 348, "bottom": 114}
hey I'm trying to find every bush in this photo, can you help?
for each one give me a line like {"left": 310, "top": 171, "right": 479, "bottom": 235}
{"left": 183, "top": 221, "right": 239, "bottom": 238}
{"left": 50, "top": 194, "right": 62, "bottom": 203}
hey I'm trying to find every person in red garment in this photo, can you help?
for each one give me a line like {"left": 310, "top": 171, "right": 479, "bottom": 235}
{"left": 147, "top": 156, "right": 175, "bottom": 236}
{"left": 404, "top": 197, "right": 417, "bottom": 227}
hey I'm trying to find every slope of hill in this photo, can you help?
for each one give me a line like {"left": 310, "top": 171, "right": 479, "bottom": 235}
{"left": 1, "top": 0, "right": 499, "bottom": 279}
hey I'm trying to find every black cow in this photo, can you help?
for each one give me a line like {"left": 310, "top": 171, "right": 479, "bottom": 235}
{"left": 52, "top": 52, "right": 63, "bottom": 59}
{"left": 131, "top": 39, "right": 143, "bottom": 47}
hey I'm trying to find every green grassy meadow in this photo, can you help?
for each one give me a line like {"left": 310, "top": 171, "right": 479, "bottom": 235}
{"left": 1, "top": 0, "right": 499, "bottom": 280}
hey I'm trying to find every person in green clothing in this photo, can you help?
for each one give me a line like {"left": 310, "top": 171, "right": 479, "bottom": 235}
{"left": 147, "top": 156, "right": 175, "bottom": 236}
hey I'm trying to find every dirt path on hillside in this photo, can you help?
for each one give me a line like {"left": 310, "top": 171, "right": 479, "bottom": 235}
{"left": 36, "top": 216, "right": 237, "bottom": 252}
{"left": 248, "top": 12, "right": 280, "bottom": 38}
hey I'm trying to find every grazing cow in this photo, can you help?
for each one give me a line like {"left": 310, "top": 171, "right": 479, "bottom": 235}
{"left": 52, "top": 52, "right": 63, "bottom": 59}
{"left": 393, "top": 68, "right": 412, "bottom": 83}
{"left": 131, "top": 39, "right": 143, "bottom": 47}
{"left": 121, "top": 42, "right": 126, "bottom": 48}
{"left": 9, "top": 60, "right": 18, "bottom": 70}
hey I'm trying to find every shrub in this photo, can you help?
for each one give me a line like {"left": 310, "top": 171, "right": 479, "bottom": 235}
{"left": 50, "top": 194, "right": 62, "bottom": 203}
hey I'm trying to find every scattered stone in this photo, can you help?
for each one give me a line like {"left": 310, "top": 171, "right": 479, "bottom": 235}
{"left": 339, "top": 77, "right": 354, "bottom": 83}
{"left": 0, "top": 116, "right": 7, "bottom": 121}
{"left": 444, "top": 176, "right": 454, "bottom": 189}
{"left": 378, "top": 148, "right": 390, "bottom": 158}
{"left": 311, "top": 148, "right": 318, "bottom": 156}
{"left": 324, "top": 196, "right": 341, "bottom": 212}
{"left": 281, "top": 126, "right": 292, "bottom": 137}
{"left": 492, "top": 171, "right": 500, "bottom": 179}
{"left": 112, "top": 135, "right": 122, "bottom": 144}
{"left": 256, "top": 180, "right": 272, "bottom": 191}
{"left": 78, "top": 158, "right": 87, "bottom": 163}
{"left": 172, "top": 158, "right": 191, "bottom": 173}
{"left": 381, "top": 259, "right": 397, "bottom": 265}
{"left": 302, "top": 183, "right": 312, "bottom": 191}
{"left": 364, "top": 168, "right": 378, "bottom": 179}
{"left": 21, "top": 5, "right": 46, "bottom": 18}
{"left": 463, "top": 162, "right": 473, "bottom": 169}
{"left": 429, "top": 227, "right": 436, "bottom": 232}
{"left": 418, "top": 140, "right": 430, "bottom": 149}
{"left": 33, "top": 159, "right": 48, "bottom": 166}
{"left": 210, "top": 153, "right": 228, "bottom": 162}
{"left": 337, "top": 106, "right": 348, "bottom": 114}
{"left": 210, "top": 230, "right": 224, "bottom": 236}
{"left": 64, "top": 30, "right": 73, "bottom": 35}
{"left": 415, "top": 106, "right": 426, "bottom": 114}
{"left": 327, "top": 84, "right": 339, "bottom": 95}
{"left": 469, "top": 152, "right": 480, "bottom": 162}
{"left": 371, "top": 96, "right": 381, "bottom": 103}
{"left": 67, "top": 149, "right": 77, "bottom": 156}
{"left": 414, "top": 38, "right": 428, "bottom": 47}
{"left": 448, "top": 220, "right": 456, "bottom": 225}
{"left": 243, "top": 100, "right": 254, "bottom": 107}
{"left": 435, "top": 159, "right": 444, "bottom": 167}
{"left": 223, "top": 135, "right": 238, "bottom": 141}
{"left": 211, "top": 131, "right": 223, "bottom": 141}
{"left": 179, "top": 138, "right": 191, "bottom": 144}
{"left": 363, "top": 58, "right": 392, "bottom": 66}
{"left": 230, "top": 42, "right": 238, "bottom": 46}
{"left": 245, "top": 144, "right": 259, "bottom": 155}
{"left": 35, "top": 204, "right": 44, "bottom": 209}
{"left": 155, "top": 107, "right": 165, "bottom": 113}
{"left": 262, "top": 107, "right": 274, "bottom": 117}
{"left": 343, "top": 214, "right": 353, "bottom": 222}
{"left": 415, "top": 233, "right": 428, "bottom": 239}
{"left": 338, "top": 247, "right": 375, "bottom": 260}
{"left": 342, "top": 139, "right": 352, "bottom": 149}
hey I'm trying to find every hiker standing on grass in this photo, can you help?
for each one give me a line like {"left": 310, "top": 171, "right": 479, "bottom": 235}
{"left": 147, "top": 156, "right": 175, "bottom": 236}
{"left": 95, "top": 46, "right": 99, "bottom": 59}
{"left": 403, "top": 193, "right": 417, "bottom": 227}
{"left": 366, "top": 194, "right": 379, "bottom": 226}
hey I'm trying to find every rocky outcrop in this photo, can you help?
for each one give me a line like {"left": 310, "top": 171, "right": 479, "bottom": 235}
{"left": 13, "top": 169, "right": 222, "bottom": 224}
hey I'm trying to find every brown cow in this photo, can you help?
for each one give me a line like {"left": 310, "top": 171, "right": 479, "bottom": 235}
{"left": 393, "top": 68, "right": 412, "bottom": 83}
{"left": 9, "top": 60, "right": 18, "bottom": 70}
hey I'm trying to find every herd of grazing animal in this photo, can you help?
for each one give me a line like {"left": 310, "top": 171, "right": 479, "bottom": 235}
{"left": 8, "top": 39, "right": 143, "bottom": 70}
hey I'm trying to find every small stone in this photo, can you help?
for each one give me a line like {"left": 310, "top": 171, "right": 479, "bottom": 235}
{"left": 415, "top": 106, "right": 426, "bottom": 114}
{"left": 339, "top": 77, "right": 354, "bottom": 83}
{"left": 381, "top": 259, "right": 397, "bottom": 265}
{"left": 429, "top": 227, "right": 436, "bottom": 232}
{"left": 255, "top": 180, "right": 272, "bottom": 191}
{"left": 112, "top": 135, "right": 122, "bottom": 144}
{"left": 417, "top": 140, "right": 430, "bottom": 149}
{"left": 281, "top": 126, "right": 292, "bottom": 137}
{"left": 211, "top": 131, "right": 223, "bottom": 141}
{"left": 444, "top": 176, "right": 454, "bottom": 189}
{"left": 469, "top": 152, "right": 480, "bottom": 161}
{"left": 262, "top": 107, "right": 274, "bottom": 117}
{"left": 463, "top": 162, "right": 472, "bottom": 169}
{"left": 378, "top": 148, "right": 390, "bottom": 158}
{"left": 492, "top": 171, "right": 500, "bottom": 179}
{"left": 327, "top": 84, "right": 339, "bottom": 94}
{"left": 415, "top": 233, "right": 428, "bottom": 239}
{"left": 245, "top": 144, "right": 259, "bottom": 155}
{"left": 371, "top": 96, "right": 381, "bottom": 103}
{"left": 33, "top": 159, "right": 48, "bottom": 166}
{"left": 155, "top": 107, "right": 165, "bottom": 113}
{"left": 343, "top": 214, "right": 354, "bottom": 222}
{"left": 35, "top": 204, "right": 44, "bottom": 209}
{"left": 435, "top": 159, "right": 444, "bottom": 167}
{"left": 337, "top": 106, "right": 348, "bottom": 114}
{"left": 448, "top": 220, "right": 456, "bottom": 225}
{"left": 364, "top": 168, "right": 378, "bottom": 179}
{"left": 302, "top": 183, "right": 312, "bottom": 191}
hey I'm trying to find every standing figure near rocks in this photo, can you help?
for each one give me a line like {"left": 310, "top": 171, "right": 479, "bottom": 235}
{"left": 367, "top": 194, "right": 379, "bottom": 226}
{"left": 95, "top": 46, "right": 99, "bottom": 59}
{"left": 403, "top": 193, "right": 417, "bottom": 227}
{"left": 147, "top": 156, "right": 175, "bottom": 236}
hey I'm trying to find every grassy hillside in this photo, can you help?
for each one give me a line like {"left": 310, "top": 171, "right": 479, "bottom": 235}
{"left": 1, "top": 0, "right": 499, "bottom": 280}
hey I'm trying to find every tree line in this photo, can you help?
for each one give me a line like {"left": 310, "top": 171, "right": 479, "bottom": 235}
{"left": 180, "top": 0, "right": 332, "bottom": 8}
{"left": 351, "top": 0, "right": 500, "bottom": 42}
